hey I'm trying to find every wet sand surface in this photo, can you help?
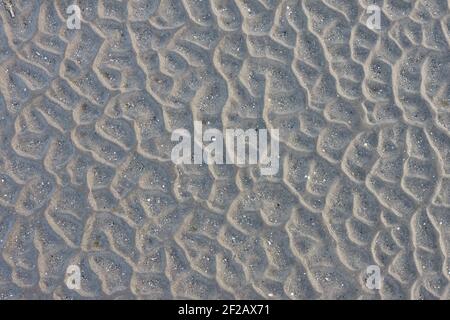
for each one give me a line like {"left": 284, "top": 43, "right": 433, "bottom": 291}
{"left": 0, "top": 0, "right": 449, "bottom": 299}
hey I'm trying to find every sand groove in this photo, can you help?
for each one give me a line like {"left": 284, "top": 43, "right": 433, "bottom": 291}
{"left": 0, "top": 0, "right": 449, "bottom": 299}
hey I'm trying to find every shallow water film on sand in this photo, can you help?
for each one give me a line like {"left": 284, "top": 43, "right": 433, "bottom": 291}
{"left": 0, "top": 0, "right": 449, "bottom": 300}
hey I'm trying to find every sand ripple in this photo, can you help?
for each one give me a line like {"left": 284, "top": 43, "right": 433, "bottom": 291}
{"left": 0, "top": 0, "right": 449, "bottom": 299}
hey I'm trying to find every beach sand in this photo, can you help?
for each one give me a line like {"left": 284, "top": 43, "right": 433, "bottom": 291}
{"left": 0, "top": 0, "right": 449, "bottom": 299}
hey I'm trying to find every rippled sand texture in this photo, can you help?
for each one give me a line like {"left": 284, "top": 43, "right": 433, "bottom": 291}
{"left": 0, "top": 0, "right": 449, "bottom": 300}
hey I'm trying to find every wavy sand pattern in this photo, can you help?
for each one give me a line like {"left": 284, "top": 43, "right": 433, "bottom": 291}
{"left": 0, "top": 0, "right": 449, "bottom": 300}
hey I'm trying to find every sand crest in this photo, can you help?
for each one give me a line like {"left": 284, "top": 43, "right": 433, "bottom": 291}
{"left": 0, "top": 0, "right": 449, "bottom": 300}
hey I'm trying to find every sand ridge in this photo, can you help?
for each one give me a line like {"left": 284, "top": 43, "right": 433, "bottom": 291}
{"left": 0, "top": 0, "right": 449, "bottom": 299}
